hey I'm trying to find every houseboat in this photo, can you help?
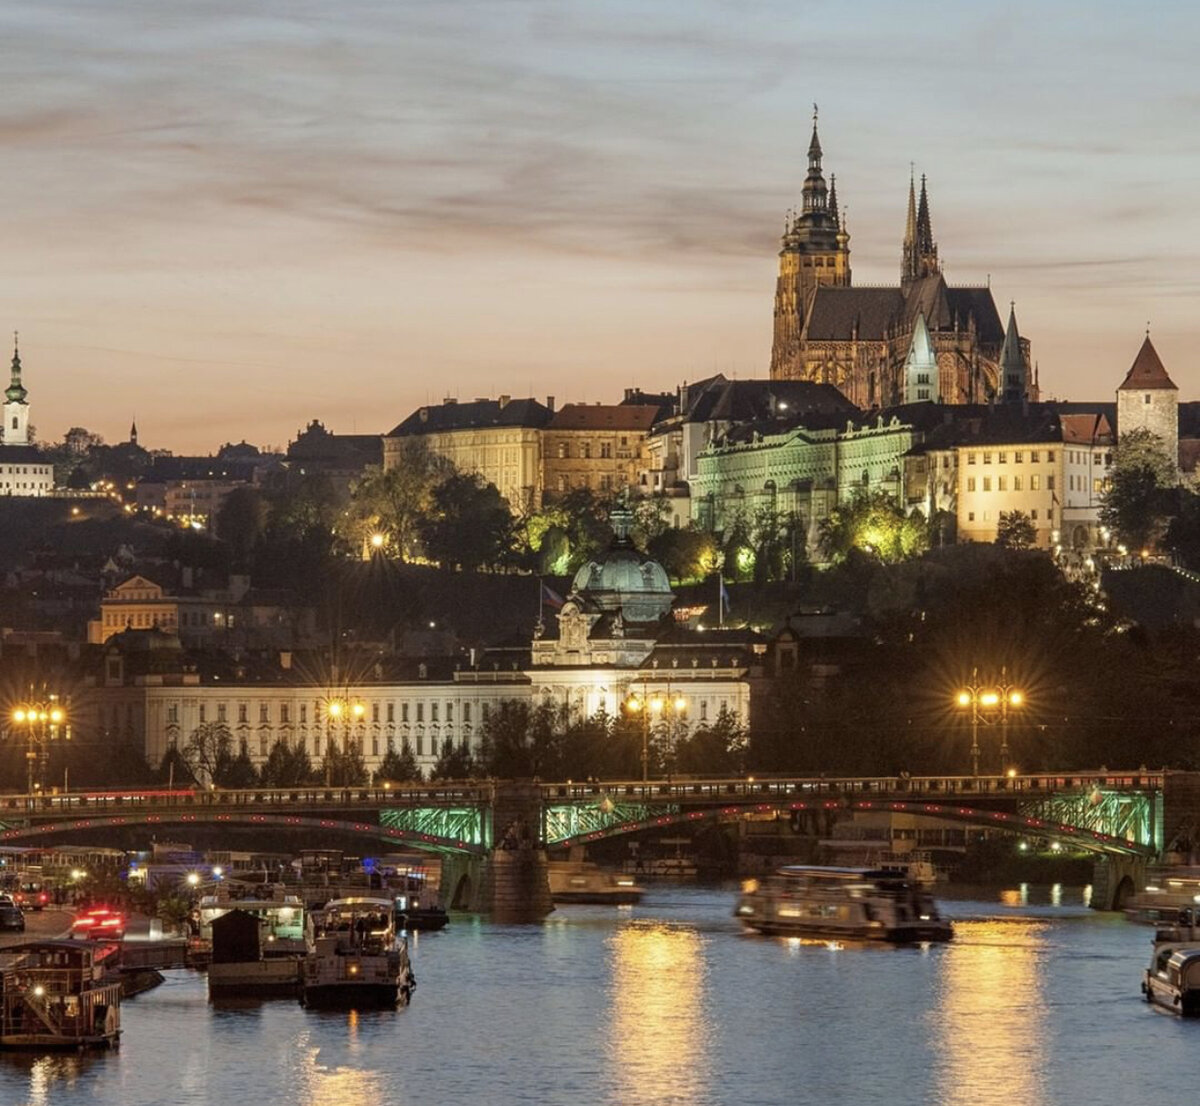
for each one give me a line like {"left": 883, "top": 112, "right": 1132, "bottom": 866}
{"left": 1142, "top": 908, "right": 1200, "bottom": 1015}
{"left": 301, "top": 897, "right": 415, "bottom": 1009}
{"left": 208, "top": 908, "right": 302, "bottom": 999}
{"left": 198, "top": 896, "right": 308, "bottom": 955}
{"left": 735, "top": 865, "right": 954, "bottom": 943}
{"left": 393, "top": 874, "right": 449, "bottom": 932}
{"left": 548, "top": 861, "right": 643, "bottom": 905}
{"left": 0, "top": 940, "right": 122, "bottom": 1050}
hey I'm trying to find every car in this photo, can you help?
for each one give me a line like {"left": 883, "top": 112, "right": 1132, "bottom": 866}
{"left": 12, "top": 884, "right": 49, "bottom": 912}
{"left": 0, "top": 903, "right": 25, "bottom": 932}
{"left": 71, "top": 906, "right": 126, "bottom": 940}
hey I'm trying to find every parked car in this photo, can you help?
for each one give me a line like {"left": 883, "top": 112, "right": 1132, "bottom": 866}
{"left": 0, "top": 903, "right": 25, "bottom": 932}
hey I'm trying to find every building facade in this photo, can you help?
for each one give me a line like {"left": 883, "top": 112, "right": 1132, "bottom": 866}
{"left": 0, "top": 341, "right": 54, "bottom": 497}
{"left": 541, "top": 404, "right": 656, "bottom": 500}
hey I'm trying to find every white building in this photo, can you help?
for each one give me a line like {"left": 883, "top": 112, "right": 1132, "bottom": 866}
{"left": 0, "top": 339, "right": 54, "bottom": 497}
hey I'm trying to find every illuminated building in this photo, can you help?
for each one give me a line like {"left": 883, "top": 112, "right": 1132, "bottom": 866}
{"left": 0, "top": 337, "right": 55, "bottom": 497}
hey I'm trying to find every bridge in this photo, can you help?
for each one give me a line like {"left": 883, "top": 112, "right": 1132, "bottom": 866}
{"left": 0, "top": 769, "right": 1187, "bottom": 914}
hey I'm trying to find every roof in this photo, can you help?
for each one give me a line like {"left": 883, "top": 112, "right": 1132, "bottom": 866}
{"left": 705, "top": 380, "right": 857, "bottom": 423}
{"left": 389, "top": 398, "right": 552, "bottom": 437}
{"left": 804, "top": 278, "right": 1004, "bottom": 346}
{"left": 547, "top": 405, "right": 658, "bottom": 432}
{"left": 1119, "top": 336, "right": 1177, "bottom": 391}
{"left": 0, "top": 444, "right": 46, "bottom": 463}
{"left": 1060, "top": 412, "right": 1114, "bottom": 446}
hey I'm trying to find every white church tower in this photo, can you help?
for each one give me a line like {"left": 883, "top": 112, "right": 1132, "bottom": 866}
{"left": 2, "top": 335, "right": 30, "bottom": 446}
{"left": 1117, "top": 333, "right": 1178, "bottom": 476}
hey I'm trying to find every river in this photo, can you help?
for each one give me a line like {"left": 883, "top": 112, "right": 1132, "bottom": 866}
{"left": 0, "top": 884, "right": 1190, "bottom": 1106}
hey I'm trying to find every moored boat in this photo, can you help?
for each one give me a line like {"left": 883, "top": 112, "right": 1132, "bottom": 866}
{"left": 548, "top": 861, "right": 643, "bottom": 905}
{"left": 1142, "top": 908, "right": 1200, "bottom": 1015}
{"left": 0, "top": 940, "right": 122, "bottom": 1050}
{"left": 208, "top": 908, "right": 302, "bottom": 999}
{"left": 301, "top": 897, "right": 415, "bottom": 1009}
{"left": 734, "top": 865, "right": 953, "bottom": 943}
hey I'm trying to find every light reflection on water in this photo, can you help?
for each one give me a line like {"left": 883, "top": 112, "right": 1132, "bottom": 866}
{"left": 607, "top": 922, "right": 713, "bottom": 1106}
{"left": 0, "top": 884, "right": 1192, "bottom": 1106}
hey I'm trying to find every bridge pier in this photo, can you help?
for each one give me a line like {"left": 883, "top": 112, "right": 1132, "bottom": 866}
{"left": 1091, "top": 855, "right": 1148, "bottom": 911}
{"left": 482, "top": 781, "right": 552, "bottom": 922}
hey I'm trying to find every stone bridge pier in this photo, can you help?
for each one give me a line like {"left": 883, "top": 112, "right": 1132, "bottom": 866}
{"left": 1091, "top": 854, "right": 1149, "bottom": 911}
{"left": 440, "top": 781, "right": 552, "bottom": 922}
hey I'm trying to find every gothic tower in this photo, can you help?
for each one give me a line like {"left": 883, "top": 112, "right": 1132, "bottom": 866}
{"left": 901, "top": 174, "right": 939, "bottom": 290}
{"left": 997, "top": 303, "right": 1028, "bottom": 404}
{"left": 770, "top": 109, "right": 851, "bottom": 379}
{"left": 2, "top": 334, "right": 29, "bottom": 446}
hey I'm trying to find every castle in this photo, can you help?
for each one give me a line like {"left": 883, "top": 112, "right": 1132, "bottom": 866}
{"left": 769, "top": 112, "right": 1034, "bottom": 410}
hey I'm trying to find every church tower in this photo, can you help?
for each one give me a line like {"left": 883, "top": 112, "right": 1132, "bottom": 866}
{"left": 902, "top": 313, "right": 937, "bottom": 403}
{"left": 770, "top": 109, "right": 851, "bottom": 379}
{"left": 1117, "top": 333, "right": 1178, "bottom": 473}
{"left": 2, "top": 335, "right": 30, "bottom": 446}
{"left": 901, "top": 174, "right": 939, "bottom": 290}
{"left": 998, "top": 303, "right": 1028, "bottom": 403}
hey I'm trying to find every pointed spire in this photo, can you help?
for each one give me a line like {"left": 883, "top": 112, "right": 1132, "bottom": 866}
{"left": 999, "top": 302, "right": 1026, "bottom": 403}
{"left": 905, "top": 168, "right": 917, "bottom": 250}
{"left": 828, "top": 174, "right": 840, "bottom": 228}
{"left": 800, "top": 103, "right": 828, "bottom": 217}
{"left": 808, "top": 102, "right": 821, "bottom": 163}
{"left": 1119, "top": 334, "right": 1177, "bottom": 391}
{"left": 130, "top": 419, "right": 139, "bottom": 446}
{"left": 916, "top": 174, "right": 936, "bottom": 258}
{"left": 5, "top": 330, "right": 27, "bottom": 405}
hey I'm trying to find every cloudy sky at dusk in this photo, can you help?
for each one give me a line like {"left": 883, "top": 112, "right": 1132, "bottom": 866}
{"left": 3, "top": 0, "right": 1198, "bottom": 452}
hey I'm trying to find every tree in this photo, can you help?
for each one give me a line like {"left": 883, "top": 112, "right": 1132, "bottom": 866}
{"left": 648, "top": 526, "right": 722, "bottom": 584}
{"left": 818, "top": 491, "right": 927, "bottom": 564}
{"left": 477, "top": 700, "right": 535, "bottom": 777}
{"left": 216, "top": 744, "right": 260, "bottom": 789}
{"left": 432, "top": 738, "right": 475, "bottom": 781}
{"left": 1101, "top": 428, "right": 1176, "bottom": 552}
{"left": 319, "top": 739, "right": 369, "bottom": 787}
{"left": 995, "top": 510, "right": 1037, "bottom": 550}
{"left": 347, "top": 441, "right": 452, "bottom": 560}
{"left": 215, "top": 486, "right": 267, "bottom": 568}
{"left": 259, "top": 739, "right": 315, "bottom": 787}
{"left": 182, "top": 722, "right": 233, "bottom": 787}
{"left": 376, "top": 740, "right": 422, "bottom": 784}
{"left": 675, "top": 707, "right": 747, "bottom": 775}
{"left": 420, "top": 473, "right": 514, "bottom": 570}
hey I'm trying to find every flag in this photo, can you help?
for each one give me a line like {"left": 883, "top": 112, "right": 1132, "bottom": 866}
{"left": 541, "top": 583, "right": 565, "bottom": 610}
{"left": 719, "top": 576, "right": 731, "bottom": 616}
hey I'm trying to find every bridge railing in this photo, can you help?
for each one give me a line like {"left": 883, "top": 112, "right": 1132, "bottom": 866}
{"left": 0, "top": 782, "right": 494, "bottom": 816}
{"left": 539, "top": 770, "right": 1164, "bottom": 804}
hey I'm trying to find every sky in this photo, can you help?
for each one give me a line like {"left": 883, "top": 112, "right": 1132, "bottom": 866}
{"left": 2, "top": 0, "right": 1198, "bottom": 453}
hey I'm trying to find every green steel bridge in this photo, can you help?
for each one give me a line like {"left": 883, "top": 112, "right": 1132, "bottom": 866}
{"left": 0, "top": 769, "right": 1169, "bottom": 858}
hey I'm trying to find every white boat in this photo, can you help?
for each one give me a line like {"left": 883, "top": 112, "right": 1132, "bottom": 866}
{"left": 301, "top": 897, "right": 415, "bottom": 1009}
{"left": 548, "top": 861, "right": 643, "bottom": 905}
{"left": 1142, "top": 909, "right": 1200, "bottom": 1015}
{"left": 734, "top": 865, "right": 953, "bottom": 943}
{"left": 207, "top": 907, "right": 303, "bottom": 999}
{"left": 198, "top": 896, "right": 308, "bottom": 956}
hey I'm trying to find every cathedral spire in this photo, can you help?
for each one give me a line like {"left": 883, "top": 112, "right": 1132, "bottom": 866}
{"left": 916, "top": 174, "right": 936, "bottom": 260}
{"left": 828, "top": 173, "right": 840, "bottom": 228}
{"left": 903, "top": 172, "right": 939, "bottom": 288}
{"left": 998, "top": 302, "right": 1027, "bottom": 403}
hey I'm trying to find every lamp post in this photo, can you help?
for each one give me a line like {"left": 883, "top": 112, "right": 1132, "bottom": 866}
{"left": 955, "top": 667, "right": 1023, "bottom": 776}
{"left": 324, "top": 697, "right": 365, "bottom": 785}
{"left": 10, "top": 697, "right": 68, "bottom": 795}
{"left": 624, "top": 685, "right": 688, "bottom": 782}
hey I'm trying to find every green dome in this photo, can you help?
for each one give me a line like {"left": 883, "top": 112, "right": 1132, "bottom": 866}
{"left": 569, "top": 546, "right": 673, "bottom": 624}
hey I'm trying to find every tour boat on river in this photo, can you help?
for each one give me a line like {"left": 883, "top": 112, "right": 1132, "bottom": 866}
{"left": 734, "top": 865, "right": 954, "bottom": 942}
{"left": 301, "top": 897, "right": 415, "bottom": 1009}
{"left": 1142, "top": 908, "right": 1200, "bottom": 1015}
{"left": 548, "top": 861, "right": 643, "bottom": 905}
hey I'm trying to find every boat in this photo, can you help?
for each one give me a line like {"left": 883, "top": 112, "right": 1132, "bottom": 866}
{"left": 548, "top": 861, "right": 643, "bottom": 905}
{"left": 1125, "top": 867, "right": 1200, "bottom": 923}
{"left": 624, "top": 838, "right": 698, "bottom": 879}
{"left": 0, "top": 940, "right": 122, "bottom": 1050}
{"left": 301, "top": 897, "right": 416, "bottom": 1009}
{"left": 393, "top": 875, "right": 449, "bottom": 932}
{"left": 208, "top": 908, "right": 302, "bottom": 999}
{"left": 198, "top": 895, "right": 308, "bottom": 955}
{"left": 1142, "top": 908, "right": 1200, "bottom": 1015}
{"left": 734, "top": 865, "right": 954, "bottom": 942}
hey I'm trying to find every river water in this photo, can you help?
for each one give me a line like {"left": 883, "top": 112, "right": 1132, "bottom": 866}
{"left": 0, "top": 883, "right": 1191, "bottom": 1106}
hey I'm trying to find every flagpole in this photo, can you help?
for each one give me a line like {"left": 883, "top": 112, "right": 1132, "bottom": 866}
{"left": 718, "top": 569, "right": 724, "bottom": 629}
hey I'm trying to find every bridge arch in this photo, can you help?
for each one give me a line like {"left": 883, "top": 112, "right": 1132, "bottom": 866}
{"left": 0, "top": 812, "right": 488, "bottom": 857}
{"left": 552, "top": 798, "right": 1154, "bottom": 858}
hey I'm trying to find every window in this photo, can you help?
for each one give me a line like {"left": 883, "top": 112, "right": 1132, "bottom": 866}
{"left": 259, "top": 703, "right": 269, "bottom": 723}
{"left": 167, "top": 704, "right": 179, "bottom": 724}
{"left": 216, "top": 703, "right": 227, "bottom": 723}
{"left": 281, "top": 704, "right": 290, "bottom": 724}
{"left": 431, "top": 703, "right": 439, "bottom": 723}
{"left": 300, "top": 704, "right": 307, "bottom": 724}
{"left": 581, "top": 442, "right": 591, "bottom": 459}
{"left": 1047, "top": 451, "right": 1056, "bottom": 463}
{"left": 968, "top": 512, "right": 975, "bottom": 522}
{"left": 446, "top": 703, "right": 453, "bottom": 722}
{"left": 1094, "top": 478, "right": 1103, "bottom": 493}
{"left": 967, "top": 453, "right": 976, "bottom": 465}
{"left": 998, "top": 452, "right": 1007, "bottom": 463}
{"left": 1031, "top": 509, "right": 1038, "bottom": 520}
{"left": 464, "top": 703, "right": 472, "bottom": 723}
{"left": 1013, "top": 476, "right": 1022, "bottom": 492}
{"left": 1030, "top": 451, "right": 1040, "bottom": 462}
{"left": 372, "top": 702, "right": 380, "bottom": 723}
{"left": 600, "top": 442, "right": 612, "bottom": 459}
{"left": 556, "top": 442, "right": 568, "bottom": 459}
{"left": 417, "top": 703, "right": 424, "bottom": 723}
{"left": 1031, "top": 474, "right": 1041, "bottom": 490}
{"left": 983, "top": 452, "right": 992, "bottom": 464}
{"left": 983, "top": 477, "right": 991, "bottom": 492}
{"left": 199, "top": 704, "right": 207, "bottom": 723}
{"left": 237, "top": 704, "right": 247, "bottom": 724}
{"left": 1145, "top": 393, "right": 1152, "bottom": 405}
{"left": 402, "top": 703, "right": 409, "bottom": 723}
{"left": 967, "top": 477, "right": 976, "bottom": 492}
{"left": 387, "top": 703, "right": 394, "bottom": 723}
{"left": 1047, "top": 475, "right": 1056, "bottom": 491}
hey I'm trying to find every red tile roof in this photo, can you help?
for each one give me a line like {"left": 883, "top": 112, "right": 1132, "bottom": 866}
{"left": 1119, "top": 336, "right": 1177, "bottom": 391}
{"left": 547, "top": 405, "right": 658, "bottom": 431}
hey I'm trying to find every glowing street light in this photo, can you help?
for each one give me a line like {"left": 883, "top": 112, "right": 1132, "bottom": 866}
{"left": 955, "top": 667, "right": 1024, "bottom": 776}
{"left": 624, "top": 685, "right": 688, "bottom": 782}
{"left": 9, "top": 696, "right": 68, "bottom": 794}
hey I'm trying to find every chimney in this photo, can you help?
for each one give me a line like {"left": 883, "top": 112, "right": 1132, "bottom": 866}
{"left": 498, "top": 394, "right": 511, "bottom": 409}
{"left": 546, "top": 396, "right": 555, "bottom": 412}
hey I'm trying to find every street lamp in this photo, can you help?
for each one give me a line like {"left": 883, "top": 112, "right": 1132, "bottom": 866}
{"left": 10, "top": 697, "right": 68, "bottom": 795}
{"left": 623, "top": 685, "right": 688, "bottom": 782}
{"left": 956, "top": 668, "right": 1024, "bottom": 776}
{"left": 323, "top": 696, "right": 365, "bottom": 785}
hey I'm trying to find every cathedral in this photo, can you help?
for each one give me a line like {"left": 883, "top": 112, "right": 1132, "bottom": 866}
{"left": 769, "top": 114, "right": 1034, "bottom": 409}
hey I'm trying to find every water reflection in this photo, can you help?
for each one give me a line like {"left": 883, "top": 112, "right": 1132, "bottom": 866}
{"left": 295, "top": 1026, "right": 387, "bottom": 1106}
{"left": 936, "top": 920, "right": 1048, "bottom": 1106}
{"left": 608, "top": 922, "right": 713, "bottom": 1106}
